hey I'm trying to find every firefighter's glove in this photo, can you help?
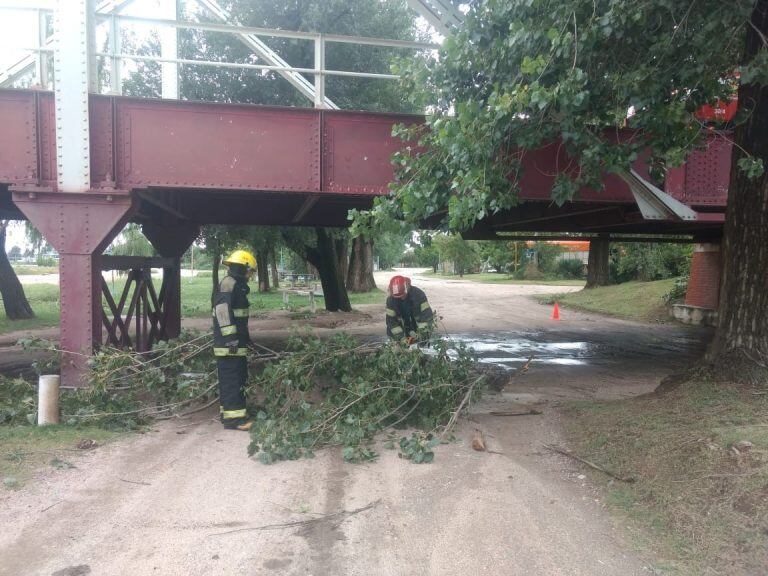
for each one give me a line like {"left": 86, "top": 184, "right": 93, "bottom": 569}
{"left": 227, "top": 342, "right": 239, "bottom": 355}
{"left": 405, "top": 336, "right": 416, "bottom": 346}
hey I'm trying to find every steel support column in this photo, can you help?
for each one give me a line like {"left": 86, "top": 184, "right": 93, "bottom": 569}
{"left": 142, "top": 221, "right": 199, "bottom": 340}
{"left": 11, "top": 191, "right": 134, "bottom": 387}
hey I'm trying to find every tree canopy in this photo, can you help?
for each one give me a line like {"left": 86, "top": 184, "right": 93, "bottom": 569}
{"left": 370, "top": 0, "right": 762, "bottom": 229}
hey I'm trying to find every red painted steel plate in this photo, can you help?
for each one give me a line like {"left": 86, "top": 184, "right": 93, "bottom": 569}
{"left": 115, "top": 99, "right": 321, "bottom": 192}
{"left": 37, "top": 93, "right": 57, "bottom": 186}
{"left": 90, "top": 95, "right": 115, "bottom": 187}
{"left": 322, "top": 111, "right": 420, "bottom": 195}
{"left": 0, "top": 90, "right": 38, "bottom": 184}
{"left": 679, "top": 138, "right": 731, "bottom": 207}
{"left": 517, "top": 142, "right": 636, "bottom": 203}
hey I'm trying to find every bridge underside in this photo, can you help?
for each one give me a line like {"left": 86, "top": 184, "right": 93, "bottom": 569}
{"left": 0, "top": 89, "right": 732, "bottom": 386}
{"left": 462, "top": 201, "right": 725, "bottom": 240}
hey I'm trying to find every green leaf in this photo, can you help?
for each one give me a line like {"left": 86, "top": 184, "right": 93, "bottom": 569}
{"left": 737, "top": 157, "right": 765, "bottom": 180}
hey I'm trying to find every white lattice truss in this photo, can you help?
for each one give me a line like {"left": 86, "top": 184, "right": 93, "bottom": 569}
{"left": 0, "top": 0, "right": 465, "bottom": 109}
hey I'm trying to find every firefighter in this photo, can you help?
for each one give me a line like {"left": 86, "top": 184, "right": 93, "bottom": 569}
{"left": 212, "top": 249, "right": 256, "bottom": 431}
{"left": 385, "top": 275, "right": 435, "bottom": 345}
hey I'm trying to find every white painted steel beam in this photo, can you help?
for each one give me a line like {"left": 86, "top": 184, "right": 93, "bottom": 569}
{"left": 193, "top": 0, "right": 339, "bottom": 109}
{"left": 98, "top": 15, "right": 439, "bottom": 50}
{"left": 109, "top": 13, "right": 122, "bottom": 93}
{"left": 54, "top": 0, "right": 91, "bottom": 192}
{"left": 35, "top": 8, "right": 49, "bottom": 87}
{"left": 621, "top": 169, "right": 698, "bottom": 221}
{"left": 406, "top": 0, "right": 464, "bottom": 37}
{"left": 313, "top": 36, "right": 325, "bottom": 108}
{"left": 159, "top": 0, "right": 179, "bottom": 99}
{"left": 96, "top": 52, "right": 400, "bottom": 80}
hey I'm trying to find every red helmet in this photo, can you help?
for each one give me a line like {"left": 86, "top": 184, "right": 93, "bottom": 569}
{"left": 389, "top": 275, "right": 410, "bottom": 299}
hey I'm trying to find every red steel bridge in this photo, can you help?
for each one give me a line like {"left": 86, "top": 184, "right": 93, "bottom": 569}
{"left": 0, "top": 1, "right": 730, "bottom": 385}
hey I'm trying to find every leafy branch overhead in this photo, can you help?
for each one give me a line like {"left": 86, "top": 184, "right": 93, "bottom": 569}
{"left": 365, "top": 0, "right": 763, "bottom": 231}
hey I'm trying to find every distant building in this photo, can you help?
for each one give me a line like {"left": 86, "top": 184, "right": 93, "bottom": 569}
{"left": 525, "top": 240, "right": 591, "bottom": 264}
{"left": 551, "top": 241, "right": 590, "bottom": 264}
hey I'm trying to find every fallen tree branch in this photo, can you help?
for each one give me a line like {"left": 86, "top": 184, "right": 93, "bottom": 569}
{"left": 489, "top": 409, "right": 542, "bottom": 417}
{"left": 40, "top": 500, "right": 63, "bottom": 512}
{"left": 119, "top": 478, "right": 151, "bottom": 486}
{"left": 211, "top": 499, "right": 380, "bottom": 536}
{"left": 543, "top": 443, "right": 636, "bottom": 483}
{"left": 439, "top": 375, "right": 483, "bottom": 441}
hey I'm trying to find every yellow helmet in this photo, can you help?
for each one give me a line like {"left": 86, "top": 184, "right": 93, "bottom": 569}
{"left": 223, "top": 249, "right": 256, "bottom": 270}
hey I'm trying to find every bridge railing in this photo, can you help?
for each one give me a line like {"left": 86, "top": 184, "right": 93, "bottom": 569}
{"left": 0, "top": 0, "right": 438, "bottom": 109}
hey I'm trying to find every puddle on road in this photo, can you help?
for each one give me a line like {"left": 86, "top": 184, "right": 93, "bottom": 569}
{"left": 445, "top": 330, "right": 706, "bottom": 372}
{"left": 451, "top": 334, "right": 593, "bottom": 370}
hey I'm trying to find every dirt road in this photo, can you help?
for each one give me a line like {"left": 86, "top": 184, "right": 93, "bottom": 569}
{"left": 0, "top": 270, "right": 711, "bottom": 575}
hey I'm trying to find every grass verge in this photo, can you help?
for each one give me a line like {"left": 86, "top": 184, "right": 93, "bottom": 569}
{"left": 1, "top": 276, "right": 386, "bottom": 335}
{"left": 10, "top": 265, "right": 59, "bottom": 276}
{"left": 563, "top": 370, "right": 768, "bottom": 575}
{"left": 0, "top": 283, "right": 61, "bottom": 333}
{"left": 1, "top": 425, "right": 123, "bottom": 489}
{"left": 536, "top": 279, "right": 676, "bottom": 322}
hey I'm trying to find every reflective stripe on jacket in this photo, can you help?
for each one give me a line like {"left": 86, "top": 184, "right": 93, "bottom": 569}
{"left": 212, "top": 273, "right": 251, "bottom": 355}
{"left": 385, "top": 286, "right": 434, "bottom": 341}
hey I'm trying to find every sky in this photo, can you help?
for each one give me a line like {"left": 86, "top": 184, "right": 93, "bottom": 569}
{"left": 0, "top": 6, "right": 41, "bottom": 71}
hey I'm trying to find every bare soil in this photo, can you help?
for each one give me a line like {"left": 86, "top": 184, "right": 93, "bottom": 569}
{"left": 0, "top": 269, "right": 712, "bottom": 575}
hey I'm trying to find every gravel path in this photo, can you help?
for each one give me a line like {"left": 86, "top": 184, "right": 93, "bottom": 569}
{"left": 0, "top": 269, "right": 712, "bottom": 575}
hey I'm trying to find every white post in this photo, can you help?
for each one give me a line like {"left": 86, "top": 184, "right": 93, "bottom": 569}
{"left": 35, "top": 9, "right": 50, "bottom": 88}
{"left": 54, "top": 0, "right": 92, "bottom": 192}
{"left": 159, "top": 0, "right": 179, "bottom": 99}
{"left": 314, "top": 36, "right": 325, "bottom": 109}
{"left": 309, "top": 290, "right": 316, "bottom": 313}
{"left": 38, "top": 375, "right": 60, "bottom": 425}
{"left": 109, "top": 13, "right": 122, "bottom": 94}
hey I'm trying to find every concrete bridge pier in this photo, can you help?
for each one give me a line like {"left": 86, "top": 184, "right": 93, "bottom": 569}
{"left": 12, "top": 191, "right": 135, "bottom": 387}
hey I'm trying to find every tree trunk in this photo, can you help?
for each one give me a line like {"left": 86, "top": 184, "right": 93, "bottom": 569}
{"left": 0, "top": 221, "right": 35, "bottom": 320}
{"left": 257, "top": 248, "right": 270, "bottom": 293}
{"left": 709, "top": 1, "right": 768, "bottom": 362}
{"left": 346, "top": 236, "right": 377, "bottom": 292}
{"left": 270, "top": 248, "right": 280, "bottom": 289}
{"left": 281, "top": 229, "right": 352, "bottom": 312}
{"left": 336, "top": 236, "right": 349, "bottom": 284}
{"left": 585, "top": 235, "right": 610, "bottom": 288}
{"left": 313, "top": 229, "right": 351, "bottom": 312}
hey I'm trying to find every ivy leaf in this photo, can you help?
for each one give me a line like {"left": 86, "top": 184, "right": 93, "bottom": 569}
{"left": 737, "top": 157, "right": 765, "bottom": 180}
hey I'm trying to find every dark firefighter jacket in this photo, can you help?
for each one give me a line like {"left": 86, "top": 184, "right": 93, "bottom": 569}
{"left": 212, "top": 273, "right": 251, "bottom": 357}
{"left": 385, "top": 286, "right": 434, "bottom": 341}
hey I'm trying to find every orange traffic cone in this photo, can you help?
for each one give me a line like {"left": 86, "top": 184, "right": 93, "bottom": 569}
{"left": 551, "top": 302, "right": 560, "bottom": 320}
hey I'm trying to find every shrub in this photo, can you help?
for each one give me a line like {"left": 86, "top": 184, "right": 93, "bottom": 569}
{"left": 664, "top": 276, "right": 689, "bottom": 303}
{"left": 556, "top": 259, "right": 585, "bottom": 279}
